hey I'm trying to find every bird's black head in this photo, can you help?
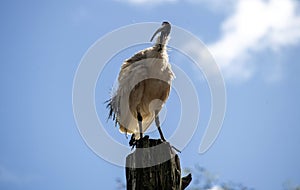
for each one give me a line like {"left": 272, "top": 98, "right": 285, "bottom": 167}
{"left": 150, "top": 21, "right": 171, "bottom": 45}
{"left": 162, "top": 21, "right": 170, "bottom": 25}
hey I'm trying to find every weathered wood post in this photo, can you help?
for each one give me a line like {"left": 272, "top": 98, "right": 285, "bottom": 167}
{"left": 126, "top": 137, "right": 192, "bottom": 190}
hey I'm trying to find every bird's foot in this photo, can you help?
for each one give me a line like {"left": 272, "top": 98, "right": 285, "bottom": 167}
{"left": 129, "top": 135, "right": 149, "bottom": 149}
{"left": 136, "top": 135, "right": 149, "bottom": 148}
{"left": 160, "top": 136, "right": 166, "bottom": 142}
{"left": 129, "top": 134, "right": 136, "bottom": 147}
{"left": 171, "top": 145, "right": 181, "bottom": 153}
{"left": 159, "top": 137, "right": 181, "bottom": 153}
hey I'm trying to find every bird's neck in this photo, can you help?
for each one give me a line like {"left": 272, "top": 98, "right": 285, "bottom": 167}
{"left": 154, "top": 44, "right": 166, "bottom": 52}
{"left": 154, "top": 35, "right": 169, "bottom": 51}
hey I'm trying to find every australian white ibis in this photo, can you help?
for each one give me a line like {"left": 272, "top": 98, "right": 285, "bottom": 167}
{"left": 107, "top": 21, "right": 174, "bottom": 146}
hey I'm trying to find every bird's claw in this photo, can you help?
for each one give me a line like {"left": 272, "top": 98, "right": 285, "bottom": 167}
{"left": 129, "top": 135, "right": 150, "bottom": 149}
{"left": 171, "top": 145, "right": 181, "bottom": 153}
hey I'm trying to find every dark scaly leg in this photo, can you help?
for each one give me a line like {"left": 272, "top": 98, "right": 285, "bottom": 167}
{"left": 155, "top": 110, "right": 180, "bottom": 152}
{"left": 129, "top": 111, "right": 143, "bottom": 148}
{"left": 137, "top": 111, "right": 143, "bottom": 139}
{"left": 155, "top": 110, "right": 166, "bottom": 141}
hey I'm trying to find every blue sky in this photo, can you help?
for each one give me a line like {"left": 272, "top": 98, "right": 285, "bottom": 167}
{"left": 1, "top": 0, "right": 300, "bottom": 190}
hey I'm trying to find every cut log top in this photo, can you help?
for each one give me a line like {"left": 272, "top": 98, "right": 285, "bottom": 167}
{"left": 125, "top": 137, "right": 192, "bottom": 190}
{"left": 135, "top": 136, "right": 165, "bottom": 148}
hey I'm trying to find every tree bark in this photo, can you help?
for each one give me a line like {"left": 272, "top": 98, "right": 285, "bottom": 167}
{"left": 125, "top": 137, "right": 191, "bottom": 190}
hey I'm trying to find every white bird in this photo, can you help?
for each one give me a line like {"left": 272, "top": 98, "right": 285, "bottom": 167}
{"left": 107, "top": 22, "right": 175, "bottom": 146}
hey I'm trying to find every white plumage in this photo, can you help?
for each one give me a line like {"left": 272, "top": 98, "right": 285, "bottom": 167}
{"left": 107, "top": 22, "right": 174, "bottom": 143}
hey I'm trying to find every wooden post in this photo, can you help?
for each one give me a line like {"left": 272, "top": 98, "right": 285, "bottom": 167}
{"left": 125, "top": 137, "right": 192, "bottom": 190}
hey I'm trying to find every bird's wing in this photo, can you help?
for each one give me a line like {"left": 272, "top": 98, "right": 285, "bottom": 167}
{"left": 108, "top": 49, "right": 148, "bottom": 123}
{"left": 120, "top": 49, "right": 148, "bottom": 73}
{"left": 109, "top": 50, "right": 151, "bottom": 134}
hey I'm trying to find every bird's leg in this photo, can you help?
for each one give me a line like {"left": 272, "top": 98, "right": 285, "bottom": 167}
{"left": 137, "top": 111, "right": 143, "bottom": 139}
{"left": 129, "top": 134, "right": 136, "bottom": 149}
{"left": 154, "top": 112, "right": 181, "bottom": 152}
{"left": 155, "top": 110, "right": 166, "bottom": 142}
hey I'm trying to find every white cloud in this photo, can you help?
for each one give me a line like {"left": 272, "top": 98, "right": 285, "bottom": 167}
{"left": 116, "top": 0, "right": 177, "bottom": 6}
{"left": 118, "top": 0, "right": 300, "bottom": 82}
{"left": 208, "top": 0, "right": 300, "bottom": 81}
{"left": 208, "top": 186, "right": 225, "bottom": 190}
{"left": 185, "top": 0, "right": 238, "bottom": 12}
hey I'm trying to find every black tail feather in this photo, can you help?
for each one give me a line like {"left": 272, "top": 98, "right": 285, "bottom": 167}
{"left": 105, "top": 98, "right": 118, "bottom": 127}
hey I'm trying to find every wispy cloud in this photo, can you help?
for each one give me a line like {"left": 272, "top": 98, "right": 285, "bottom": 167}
{"left": 119, "top": 0, "right": 300, "bottom": 83}
{"left": 185, "top": 0, "right": 238, "bottom": 13}
{"left": 208, "top": 0, "right": 300, "bottom": 82}
{"left": 0, "top": 165, "right": 39, "bottom": 185}
{"left": 116, "top": 0, "right": 178, "bottom": 6}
